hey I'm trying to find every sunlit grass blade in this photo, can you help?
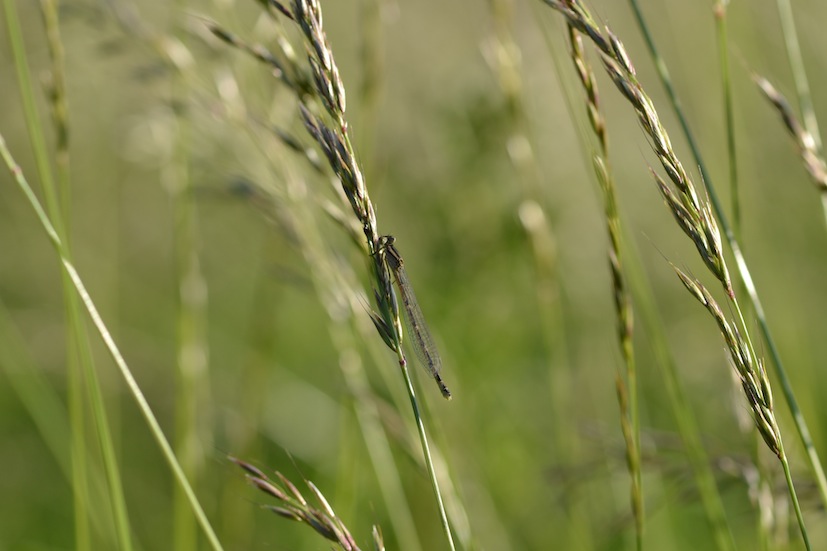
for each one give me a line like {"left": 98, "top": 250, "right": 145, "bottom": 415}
{"left": 0, "top": 132, "right": 226, "bottom": 551}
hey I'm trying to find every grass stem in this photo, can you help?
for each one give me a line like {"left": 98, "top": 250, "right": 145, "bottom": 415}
{"left": 0, "top": 132, "right": 225, "bottom": 551}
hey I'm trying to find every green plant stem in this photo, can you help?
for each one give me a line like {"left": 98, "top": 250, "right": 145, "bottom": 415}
{"left": 0, "top": 132, "right": 225, "bottom": 551}
{"left": 4, "top": 1, "right": 135, "bottom": 548}
{"left": 779, "top": 441, "right": 811, "bottom": 551}
{"left": 716, "top": 8, "right": 772, "bottom": 545}
{"left": 626, "top": 0, "right": 827, "bottom": 512}
{"left": 395, "top": 349, "right": 456, "bottom": 551}
{"left": 627, "top": 255, "right": 737, "bottom": 551}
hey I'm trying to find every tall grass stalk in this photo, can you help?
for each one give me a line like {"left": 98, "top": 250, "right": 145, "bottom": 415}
{"left": 624, "top": 0, "right": 827, "bottom": 513}
{"left": 550, "top": 28, "right": 737, "bottom": 542}
{"left": 714, "top": 4, "right": 773, "bottom": 547}
{"left": 543, "top": 1, "right": 811, "bottom": 548}
{"left": 536, "top": 7, "right": 736, "bottom": 548}
{"left": 4, "top": 1, "right": 135, "bottom": 548}
{"left": 0, "top": 133, "right": 225, "bottom": 551}
{"left": 38, "top": 0, "right": 91, "bottom": 545}
{"left": 561, "top": 9, "right": 643, "bottom": 548}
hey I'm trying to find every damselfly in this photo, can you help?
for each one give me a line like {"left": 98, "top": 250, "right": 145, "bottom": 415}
{"left": 379, "top": 235, "right": 452, "bottom": 400}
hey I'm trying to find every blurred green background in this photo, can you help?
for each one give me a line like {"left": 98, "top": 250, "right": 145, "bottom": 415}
{"left": 2, "top": 0, "right": 827, "bottom": 549}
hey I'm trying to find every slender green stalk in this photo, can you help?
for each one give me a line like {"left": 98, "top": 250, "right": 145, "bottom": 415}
{"left": 624, "top": 251, "right": 737, "bottom": 551}
{"left": 714, "top": 4, "right": 772, "bottom": 548}
{"left": 624, "top": 0, "right": 827, "bottom": 512}
{"left": 5, "top": 1, "right": 135, "bottom": 548}
{"left": 171, "top": 73, "right": 205, "bottom": 551}
{"left": 394, "top": 347, "right": 456, "bottom": 551}
{"left": 562, "top": 14, "right": 642, "bottom": 549}
{"left": 0, "top": 133, "right": 225, "bottom": 551}
{"left": 2, "top": 8, "right": 92, "bottom": 550}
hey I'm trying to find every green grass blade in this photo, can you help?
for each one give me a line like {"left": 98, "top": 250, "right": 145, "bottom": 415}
{"left": 0, "top": 133, "right": 226, "bottom": 551}
{"left": 3, "top": 1, "right": 134, "bottom": 547}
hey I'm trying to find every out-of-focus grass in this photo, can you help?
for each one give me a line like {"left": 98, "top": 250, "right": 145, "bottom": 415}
{"left": 2, "top": 0, "right": 827, "bottom": 549}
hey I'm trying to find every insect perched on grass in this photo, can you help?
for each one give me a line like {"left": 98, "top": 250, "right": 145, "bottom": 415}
{"left": 379, "top": 235, "right": 452, "bottom": 400}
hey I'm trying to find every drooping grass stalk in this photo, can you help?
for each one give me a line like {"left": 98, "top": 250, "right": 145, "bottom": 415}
{"left": 562, "top": 13, "right": 643, "bottom": 548}
{"left": 622, "top": 248, "right": 737, "bottom": 551}
{"left": 232, "top": 458, "right": 384, "bottom": 551}
{"left": 774, "top": 0, "right": 821, "bottom": 155}
{"left": 671, "top": 269, "right": 809, "bottom": 551}
{"left": 4, "top": 1, "right": 134, "bottom": 548}
{"left": 754, "top": 77, "right": 827, "bottom": 204}
{"left": 210, "top": 2, "right": 457, "bottom": 547}
{"left": 537, "top": 8, "right": 735, "bottom": 548}
{"left": 0, "top": 133, "right": 225, "bottom": 551}
{"left": 542, "top": 2, "right": 811, "bottom": 547}
{"left": 624, "top": 0, "right": 827, "bottom": 513}
{"left": 772, "top": 0, "right": 827, "bottom": 225}
{"left": 200, "top": 38, "right": 432, "bottom": 545}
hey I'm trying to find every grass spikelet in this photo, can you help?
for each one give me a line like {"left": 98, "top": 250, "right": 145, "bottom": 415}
{"left": 231, "top": 458, "right": 368, "bottom": 551}
{"left": 672, "top": 267, "right": 780, "bottom": 456}
{"left": 755, "top": 76, "right": 827, "bottom": 192}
